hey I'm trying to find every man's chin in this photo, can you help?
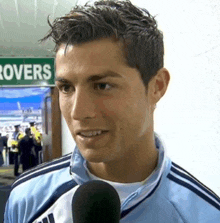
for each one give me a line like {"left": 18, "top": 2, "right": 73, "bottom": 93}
{"left": 80, "top": 149, "right": 106, "bottom": 163}
{"left": 77, "top": 143, "right": 117, "bottom": 163}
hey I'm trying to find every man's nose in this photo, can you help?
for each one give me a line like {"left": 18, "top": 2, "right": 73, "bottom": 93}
{"left": 71, "top": 89, "right": 97, "bottom": 120}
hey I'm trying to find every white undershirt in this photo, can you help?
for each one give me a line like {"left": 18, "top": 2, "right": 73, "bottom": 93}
{"left": 85, "top": 162, "right": 155, "bottom": 204}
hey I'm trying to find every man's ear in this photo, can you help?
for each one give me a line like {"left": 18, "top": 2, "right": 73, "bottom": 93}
{"left": 148, "top": 68, "right": 170, "bottom": 104}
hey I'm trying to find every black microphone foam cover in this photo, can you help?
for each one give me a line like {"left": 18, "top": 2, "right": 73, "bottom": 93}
{"left": 72, "top": 180, "right": 121, "bottom": 223}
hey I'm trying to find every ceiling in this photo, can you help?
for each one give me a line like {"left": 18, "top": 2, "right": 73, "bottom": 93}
{"left": 0, "top": 0, "right": 77, "bottom": 57}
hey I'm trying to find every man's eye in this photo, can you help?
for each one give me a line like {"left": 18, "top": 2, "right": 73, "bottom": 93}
{"left": 58, "top": 84, "right": 74, "bottom": 93}
{"left": 94, "top": 83, "right": 112, "bottom": 90}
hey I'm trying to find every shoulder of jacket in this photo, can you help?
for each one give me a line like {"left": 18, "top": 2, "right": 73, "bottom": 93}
{"left": 164, "top": 161, "right": 220, "bottom": 216}
{"left": 11, "top": 152, "right": 72, "bottom": 190}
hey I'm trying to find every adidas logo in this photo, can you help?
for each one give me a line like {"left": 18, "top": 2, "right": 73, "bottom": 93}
{"left": 36, "top": 213, "right": 55, "bottom": 223}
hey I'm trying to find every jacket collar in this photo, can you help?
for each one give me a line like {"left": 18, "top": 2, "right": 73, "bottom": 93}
{"left": 69, "top": 133, "right": 167, "bottom": 189}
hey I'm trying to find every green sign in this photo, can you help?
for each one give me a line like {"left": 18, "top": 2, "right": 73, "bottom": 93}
{"left": 0, "top": 58, "right": 55, "bottom": 87}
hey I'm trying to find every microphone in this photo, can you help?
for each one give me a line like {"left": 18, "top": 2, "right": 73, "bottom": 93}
{"left": 72, "top": 180, "right": 121, "bottom": 223}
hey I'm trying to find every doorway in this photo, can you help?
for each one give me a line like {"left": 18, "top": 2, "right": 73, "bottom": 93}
{"left": 0, "top": 86, "right": 61, "bottom": 171}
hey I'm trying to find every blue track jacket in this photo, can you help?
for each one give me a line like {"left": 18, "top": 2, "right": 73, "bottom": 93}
{"left": 4, "top": 136, "right": 220, "bottom": 222}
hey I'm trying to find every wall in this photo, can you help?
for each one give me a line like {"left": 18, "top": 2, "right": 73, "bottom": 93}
{"left": 131, "top": 0, "right": 220, "bottom": 195}
{"left": 62, "top": 115, "right": 76, "bottom": 155}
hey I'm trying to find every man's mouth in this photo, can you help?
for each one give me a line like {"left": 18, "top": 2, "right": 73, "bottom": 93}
{"left": 78, "top": 130, "right": 108, "bottom": 138}
{"left": 76, "top": 129, "right": 110, "bottom": 147}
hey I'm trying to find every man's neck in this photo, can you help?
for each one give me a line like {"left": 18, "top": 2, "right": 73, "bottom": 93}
{"left": 87, "top": 143, "right": 158, "bottom": 183}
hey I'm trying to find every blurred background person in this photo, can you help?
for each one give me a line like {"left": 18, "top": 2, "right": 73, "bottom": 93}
{"left": 4, "top": 134, "right": 9, "bottom": 166}
{"left": 0, "top": 133, "right": 4, "bottom": 166}
{"left": 1, "top": 133, "right": 9, "bottom": 166}
{"left": 30, "top": 122, "right": 43, "bottom": 166}
{"left": 11, "top": 125, "right": 24, "bottom": 176}
{"left": 18, "top": 128, "right": 35, "bottom": 172}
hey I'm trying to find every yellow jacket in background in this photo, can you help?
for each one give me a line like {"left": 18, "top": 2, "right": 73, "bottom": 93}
{"left": 31, "top": 127, "right": 42, "bottom": 144}
{"left": 11, "top": 131, "right": 24, "bottom": 152}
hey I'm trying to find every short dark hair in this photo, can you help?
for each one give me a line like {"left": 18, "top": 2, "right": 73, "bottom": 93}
{"left": 25, "top": 128, "right": 31, "bottom": 135}
{"left": 41, "top": 0, "right": 164, "bottom": 87}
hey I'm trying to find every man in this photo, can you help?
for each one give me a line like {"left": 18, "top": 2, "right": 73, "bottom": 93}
{"left": 0, "top": 133, "right": 5, "bottom": 166}
{"left": 18, "top": 128, "right": 35, "bottom": 172}
{"left": 4, "top": 1, "right": 220, "bottom": 222}
{"left": 30, "top": 122, "right": 43, "bottom": 166}
{"left": 0, "top": 133, "right": 8, "bottom": 166}
{"left": 0, "top": 133, "right": 9, "bottom": 166}
{"left": 10, "top": 125, "right": 24, "bottom": 176}
{"left": 4, "top": 134, "right": 9, "bottom": 166}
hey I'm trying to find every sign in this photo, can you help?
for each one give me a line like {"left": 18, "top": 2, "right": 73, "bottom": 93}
{"left": 0, "top": 58, "right": 55, "bottom": 87}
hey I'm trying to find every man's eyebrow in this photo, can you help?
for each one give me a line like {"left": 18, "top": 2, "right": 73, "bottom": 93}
{"left": 88, "top": 71, "right": 122, "bottom": 82}
{"left": 55, "top": 77, "right": 71, "bottom": 83}
{"left": 55, "top": 71, "right": 122, "bottom": 83}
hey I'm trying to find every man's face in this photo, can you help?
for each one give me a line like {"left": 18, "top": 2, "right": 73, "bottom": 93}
{"left": 56, "top": 38, "right": 154, "bottom": 164}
